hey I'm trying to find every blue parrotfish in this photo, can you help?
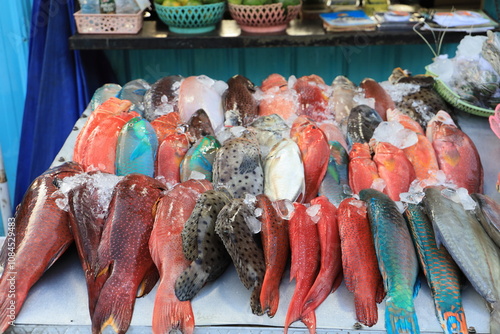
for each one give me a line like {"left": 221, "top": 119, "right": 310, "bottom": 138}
{"left": 180, "top": 136, "right": 221, "bottom": 182}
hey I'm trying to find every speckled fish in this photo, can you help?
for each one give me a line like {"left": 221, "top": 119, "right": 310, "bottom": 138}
{"left": 92, "top": 174, "right": 165, "bottom": 334}
{"left": 215, "top": 198, "right": 266, "bottom": 315}
{"left": 348, "top": 142, "right": 384, "bottom": 195}
{"left": 257, "top": 194, "right": 289, "bottom": 318}
{"left": 116, "top": 117, "right": 158, "bottom": 177}
{"left": 388, "top": 68, "right": 452, "bottom": 128}
{"left": 404, "top": 203, "right": 468, "bottom": 333}
{"left": 74, "top": 97, "right": 132, "bottom": 165}
{"left": 471, "top": 193, "right": 500, "bottom": 250}
{"left": 247, "top": 114, "right": 290, "bottom": 159}
{"left": 180, "top": 135, "right": 220, "bottom": 182}
{"left": 372, "top": 141, "right": 416, "bottom": 201}
{"left": 212, "top": 131, "right": 264, "bottom": 198}
{"left": 117, "top": 79, "right": 151, "bottom": 116}
{"left": 284, "top": 202, "right": 320, "bottom": 334}
{"left": 155, "top": 133, "right": 191, "bottom": 187}
{"left": 337, "top": 198, "right": 385, "bottom": 327}
{"left": 318, "top": 141, "right": 351, "bottom": 206}
{"left": 330, "top": 75, "right": 357, "bottom": 134}
{"left": 143, "top": 75, "right": 183, "bottom": 121}
{"left": 89, "top": 83, "right": 122, "bottom": 112}
{"left": 422, "top": 187, "right": 500, "bottom": 333}
{"left": 149, "top": 179, "right": 212, "bottom": 334}
{"left": 302, "top": 196, "right": 342, "bottom": 316}
{"left": 360, "top": 78, "right": 395, "bottom": 121}
{"left": 175, "top": 190, "right": 232, "bottom": 301}
{"left": 187, "top": 109, "right": 216, "bottom": 142}
{"left": 290, "top": 116, "right": 330, "bottom": 203}
{"left": 359, "top": 188, "right": 420, "bottom": 334}
{"left": 0, "top": 162, "right": 84, "bottom": 333}
{"left": 427, "top": 112, "right": 483, "bottom": 194}
{"left": 346, "top": 105, "right": 383, "bottom": 149}
{"left": 223, "top": 75, "right": 259, "bottom": 126}
{"left": 258, "top": 74, "right": 299, "bottom": 122}
{"left": 293, "top": 75, "right": 332, "bottom": 123}
{"left": 264, "top": 138, "right": 305, "bottom": 203}
{"left": 150, "top": 112, "right": 182, "bottom": 143}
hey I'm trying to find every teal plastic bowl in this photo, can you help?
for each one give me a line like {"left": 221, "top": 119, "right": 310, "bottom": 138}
{"left": 155, "top": 2, "right": 226, "bottom": 34}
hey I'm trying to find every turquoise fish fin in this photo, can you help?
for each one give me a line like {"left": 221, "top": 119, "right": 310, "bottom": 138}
{"left": 385, "top": 297, "right": 420, "bottom": 334}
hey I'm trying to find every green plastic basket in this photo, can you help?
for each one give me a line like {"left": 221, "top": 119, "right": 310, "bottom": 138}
{"left": 155, "top": 2, "right": 226, "bottom": 34}
{"left": 425, "top": 66, "right": 495, "bottom": 117}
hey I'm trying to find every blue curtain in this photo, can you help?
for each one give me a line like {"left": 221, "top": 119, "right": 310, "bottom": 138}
{"left": 15, "top": 0, "right": 89, "bottom": 207}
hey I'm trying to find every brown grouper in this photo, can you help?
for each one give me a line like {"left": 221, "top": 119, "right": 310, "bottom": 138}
{"left": 0, "top": 162, "right": 84, "bottom": 332}
{"left": 92, "top": 174, "right": 165, "bottom": 334}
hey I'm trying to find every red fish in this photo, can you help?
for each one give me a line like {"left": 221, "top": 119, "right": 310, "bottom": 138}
{"left": 372, "top": 141, "right": 416, "bottom": 201}
{"left": 386, "top": 108, "right": 424, "bottom": 134}
{"left": 428, "top": 113, "right": 484, "bottom": 194}
{"left": 151, "top": 112, "right": 182, "bottom": 143}
{"left": 490, "top": 106, "right": 500, "bottom": 139}
{"left": 259, "top": 74, "right": 299, "bottom": 121}
{"left": 257, "top": 194, "right": 289, "bottom": 318}
{"left": 290, "top": 116, "right": 330, "bottom": 203}
{"left": 155, "top": 133, "right": 191, "bottom": 187}
{"left": 82, "top": 112, "right": 139, "bottom": 174}
{"left": 348, "top": 142, "right": 384, "bottom": 195}
{"left": 337, "top": 198, "right": 385, "bottom": 327}
{"left": 0, "top": 162, "right": 84, "bottom": 332}
{"left": 92, "top": 174, "right": 165, "bottom": 334}
{"left": 293, "top": 75, "right": 332, "bottom": 123}
{"left": 149, "top": 179, "right": 212, "bottom": 334}
{"left": 318, "top": 122, "right": 349, "bottom": 151}
{"left": 360, "top": 78, "right": 395, "bottom": 121}
{"left": 74, "top": 98, "right": 132, "bottom": 164}
{"left": 284, "top": 203, "right": 320, "bottom": 334}
{"left": 302, "top": 196, "right": 342, "bottom": 316}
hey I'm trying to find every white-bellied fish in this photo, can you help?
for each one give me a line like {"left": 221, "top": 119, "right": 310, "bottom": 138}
{"left": 471, "top": 193, "right": 500, "bottom": 248}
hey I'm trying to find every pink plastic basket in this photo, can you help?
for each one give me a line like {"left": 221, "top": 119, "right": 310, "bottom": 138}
{"left": 228, "top": 2, "right": 302, "bottom": 33}
{"left": 74, "top": 10, "right": 144, "bottom": 34}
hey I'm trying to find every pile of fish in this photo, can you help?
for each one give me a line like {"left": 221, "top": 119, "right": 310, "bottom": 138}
{"left": 1, "top": 69, "right": 499, "bottom": 334}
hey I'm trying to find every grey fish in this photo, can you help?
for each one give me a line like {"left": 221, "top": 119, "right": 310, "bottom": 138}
{"left": 187, "top": 108, "right": 215, "bottom": 142}
{"left": 89, "top": 83, "right": 122, "bottom": 111}
{"left": 175, "top": 189, "right": 232, "bottom": 301}
{"left": 346, "top": 105, "right": 382, "bottom": 149}
{"left": 422, "top": 186, "right": 500, "bottom": 333}
{"left": 471, "top": 193, "right": 500, "bottom": 249}
{"left": 215, "top": 198, "right": 266, "bottom": 315}
{"left": 247, "top": 114, "right": 290, "bottom": 159}
{"left": 223, "top": 75, "right": 259, "bottom": 126}
{"left": 212, "top": 131, "right": 264, "bottom": 199}
{"left": 482, "top": 31, "right": 500, "bottom": 76}
{"left": 143, "top": 75, "right": 183, "bottom": 121}
{"left": 117, "top": 79, "right": 151, "bottom": 116}
{"left": 318, "top": 141, "right": 351, "bottom": 206}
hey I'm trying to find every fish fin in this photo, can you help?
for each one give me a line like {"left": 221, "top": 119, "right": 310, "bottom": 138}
{"left": 353, "top": 292, "right": 379, "bottom": 327}
{"left": 181, "top": 204, "right": 203, "bottom": 262}
{"left": 174, "top": 260, "right": 210, "bottom": 301}
{"left": 301, "top": 310, "right": 317, "bottom": 334}
{"left": 152, "top": 281, "right": 195, "bottom": 334}
{"left": 331, "top": 271, "right": 343, "bottom": 293}
{"left": 44, "top": 242, "right": 72, "bottom": 274}
{"left": 137, "top": 264, "right": 159, "bottom": 298}
{"left": 302, "top": 272, "right": 336, "bottom": 315}
{"left": 260, "top": 275, "right": 280, "bottom": 318}
{"left": 412, "top": 278, "right": 421, "bottom": 298}
{"left": 130, "top": 139, "right": 151, "bottom": 161}
{"left": 438, "top": 310, "right": 468, "bottom": 334}
{"left": 384, "top": 297, "right": 420, "bottom": 334}
{"left": 376, "top": 279, "right": 386, "bottom": 304}
{"left": 250, "top": 284, "right": 264, "bottom": 316}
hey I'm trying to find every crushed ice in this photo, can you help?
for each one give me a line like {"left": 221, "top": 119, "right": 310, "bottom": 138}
{"left": 372, "top": 121, "right": 418, "bottom": 149}
{"left": 189, "top": 170, "right": 207, "bottom": 180}
{"left": 244, "top": 214, "right": 262, "bottom": 234}
{"left": 380, "top": 81, "right": 420, "bottom": 103}
{"left": 306, "top": 204, "right": 321, "bottom": 224}
{"left": 441, "top": 187, "right": 476, "bottom": 211}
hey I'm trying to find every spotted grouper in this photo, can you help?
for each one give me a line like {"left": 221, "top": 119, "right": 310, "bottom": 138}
{"left": 175, "top": 190, "right": 232, "bottom": 301}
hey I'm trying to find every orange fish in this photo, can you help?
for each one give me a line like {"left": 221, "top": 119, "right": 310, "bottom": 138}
{"left": 302, "top": 196, "right": 342, "bottom": 316}
{"left": 74, "top": 97, "right": 132, "bottom": 164}
{"left": 150, "top": 112, "right": 182, "bottom": 143}
{"left": 348, "top": 142, "right": 383, "bottom": 195}
{"left": 360, "top": 78, "right": 395, "bottom": 121}
{"left": 290, "top": 116, "right": 330, "bottom": 203}
{"left": 318, "top": 122, "right": 349, "bottom": 151}
{"left": 149, "top": 179, "right": 212, "bottom": 334}
{"left": 293, "top": 75, "right": 332, "bottom": 123}
{"left": 386, "top": 108, "right": 424, "bottom": 134}
{"left": 337, "top": 198, "right": 385, "bottom": 327}
{"left": 428, "top": 116, "right": 484, "bottom": 194}
{"left": 259, "top": 74, "right": 299, "bottom": 121}
{"left": 284, "top": 202, "right": 320, "bottom": 334}
{"left": 257, "top": 194, "right": 289, "bottom": 318}
{"left": 92, "top": 174, "right": 165, "bottom": 334}
{"left": 155, "top": 133, "right": 191, "bottom": 187}
{"left": 82, "top": 112, "right": 139, "bottom": 174}
{"left": 372, "top": 141, "right": 416, "bottom": 201}
{"left": 0, "top": 162, "right": 84, "bottom": 333}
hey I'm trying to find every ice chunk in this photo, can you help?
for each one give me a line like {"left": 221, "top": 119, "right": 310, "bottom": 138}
{"left": 399, "top": 190, "right": 425, "bottom": 205}
{"left": 395, "top": 201, "right": 407, "bottom": 214}
{"left": 456, "top": 35, "right": 488, "bottom": 60}
{"left": 441, "top": 187, "right": 476, "bottom": 211}
{"left": 288, "top": 75, "right": 297, "bottom": 89}
{"left": 427, "top": 55, "right": 455, "bottom": 84}
{"left": 371, "top": 178, "right": 386, "bottom": 192}
{"left": 380, "top": 81, "right": 420, "bottom": 103}
{"left": 254, "top": 207, "right": 263, "bottom": 218}
{"left": 348, "top": 199, "right": 364, "bottom": 208}
{"left": 273, "top": 199, "right": 295, "bottom": 220}
{"left": 306, "top": 204, "right": 321, "bottom": 218}
{"left": 245, "top": 214, "right": 262, "bottom": 234}
{"left": 372, "top": 121, "right": 418, "bottom": 149}
{"left": 244, "top": 193, "right": 257, "bottom": 207}
{"left": 212, "top": 79, "right": 229, "bottom": 96}
{"left": 189, "top": 170, "right": 207, "bottom": 180}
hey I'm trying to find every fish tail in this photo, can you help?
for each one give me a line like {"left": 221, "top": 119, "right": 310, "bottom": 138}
{"left": 0, "top": 277, "right": 28, "bottom": 333}
{"left": 301, "top": 310, "right": 317, "bottom": 334}
{"left": 301, "top": 275, "right": 332, "bottom": 316}
{"left": 91, "top": 279, "right": 135, "bottom": 334}
{"left": 440, "top": 310, "right": 468, "bottom": 334}
{"left": 174, "top": 261, "right": 210, "bottom": 301}
{"left": 152, "top": 281, "right": 194, "bottom": 334}
{"left": 385, "top": 298, "right": 420, "bottom": 334}
{"left": 353, "top": 293, "right": 378, "bottom": 327}
{"left": 260, "top": 276, "right": 280, "bottom": 317}
{"left": 250, "top": 284, "right": 264, "bottom": 316}
{"left": 490, "top": 307, "right": 500, "bottom": 334}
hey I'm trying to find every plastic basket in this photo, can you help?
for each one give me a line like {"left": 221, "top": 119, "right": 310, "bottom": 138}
{"left": 155, "top": 2, "right": 226, "bottom": 34}
{"left": 228, "top": 2, "right": 302, "bottom": 33}
{"left": 425, "top": 66, "right": 495, "bottom": 117}
{"left": 74, "top": 10, "right": 144, "bottom": 34}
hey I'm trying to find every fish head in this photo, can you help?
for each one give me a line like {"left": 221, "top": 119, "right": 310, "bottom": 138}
{"left": 249, "top": 114, "right": 289, "bottom": 132}
{"left": 388, "top": 67, "right": 410, "bottom": 84}
{"left": 349, "top": 142, "right": 372, "bottom": 160}
{"left": 188, "top": 108, "right": 216, "bottom": 139}
{"left": 331, "top": 75, "right": 355, "bottom": 89}
{"left": 260, "top": 73, "right": 288, "bottom": 92}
